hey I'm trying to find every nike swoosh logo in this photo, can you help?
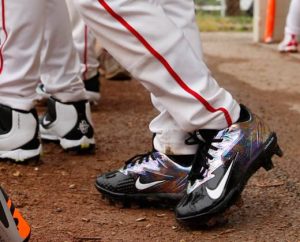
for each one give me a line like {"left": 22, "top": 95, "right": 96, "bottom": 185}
{"left": 135, "top": 177, "right": 165, "bottom": 190}
{"left": 43, "top": 118, "right": 51, "bottom": 126}
{"left": 206, "top": 159, "right": 235, "bottom": 200}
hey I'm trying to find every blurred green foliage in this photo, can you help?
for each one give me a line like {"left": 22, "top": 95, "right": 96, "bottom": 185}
{"left": 196, "top": 11, "right": 253, "bottom": 32}
{"left": 195, "top": 0, "right": 219, "bottom": 4}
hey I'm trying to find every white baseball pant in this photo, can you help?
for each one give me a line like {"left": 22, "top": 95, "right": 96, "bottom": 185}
{"left": 74, "top": 0, "right": 240, "bottom": 154}
{"left": 285, "top": 0, "right": 300, "bottom": 35}
{"left": 65, "top": 0, "right": 100, "bottom": 81}
{"left": 0, "top": 0, "right": 87, "bottom": 111}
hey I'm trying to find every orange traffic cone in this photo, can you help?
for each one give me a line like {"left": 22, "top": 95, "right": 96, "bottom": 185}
{"left": 264, "top": 0, "right": 276, "bottom": 43}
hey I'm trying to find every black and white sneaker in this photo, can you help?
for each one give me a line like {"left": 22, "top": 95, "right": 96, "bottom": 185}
{"left": 96, "top": 151, "right": 192, "bottom": 206}
{"left": 175, "top": 105, "right": 283, "bottom": 225}
{"left": 0, "top": 104, "right": 41, "bottom": 162}
{"left": 40, "top": 97, "right": 95, "bottom": 153}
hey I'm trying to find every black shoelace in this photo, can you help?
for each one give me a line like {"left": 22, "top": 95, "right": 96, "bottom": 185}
{"left": 123, "top": 151, "right": 155, "bottom": 169}
{"left": 185, "top": 132, "right": 223, "bottom": 185}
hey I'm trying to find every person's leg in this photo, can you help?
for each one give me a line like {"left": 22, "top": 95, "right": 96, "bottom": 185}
{"left": 149, "top": 0, "right": 204, "bottom": 154}
{"left": 285, "top": 0, "right": 300, "bottom": 36}
{"left": 65, "top": 0, "right": 101, "bottom": 105}
{"left": 40, "top": 0, "right": 86, "bottom": 103}
{"left": 75, "top": 0, "right": 240, "bottom": 135}
{"left": 0, "top": 0, "right": 42, "bottom": 162}
{"left": 75, "top": 0, "right": 237, "bottom": 201}
{"left": 76, "top": 0, "right": 281, "bottom": 222}
{"left": 39, "top": 0, "right": 95, "bottom": 153}
{"left": 278, "top": 0, "right": 300, "bottom": 52}
{"left": 158, "top": 0, "right": 203, "bottom": 58}
{"left": 66, "top": 0, "right": 100, "bottom": 81}
{"left": 0, "top": 1, "right": 44, "bottom": 110}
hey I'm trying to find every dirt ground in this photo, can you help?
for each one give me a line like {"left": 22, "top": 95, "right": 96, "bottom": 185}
{"left": 1, "top": 33, "right": 299, "bottom": 241}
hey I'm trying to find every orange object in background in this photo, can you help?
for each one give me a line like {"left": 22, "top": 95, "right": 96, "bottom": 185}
{"left": 264, "top": 0, "right": 276, "bottom": 43}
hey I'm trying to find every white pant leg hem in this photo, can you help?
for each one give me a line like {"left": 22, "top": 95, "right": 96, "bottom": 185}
{"left": 152, "top": 103, "right": 240, "bottom": 155}
{"left": 153, "top": 138, "right": 198, "bottom": 155}
{"left": 153, "top": 131, "right": 198, "bottom": 155}
{"left": 285, "top": 26, "right": 300, "bottom": 37}
{"left": 0, "top": 97, "right": 36, "bottom": 111}
{"left": 52, "top": 90, "right": 88, "bottom": 103}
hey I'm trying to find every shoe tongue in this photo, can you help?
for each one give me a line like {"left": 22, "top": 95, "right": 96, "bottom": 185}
{"left": 198, "top": 129, "right": 219, "bottom": 143}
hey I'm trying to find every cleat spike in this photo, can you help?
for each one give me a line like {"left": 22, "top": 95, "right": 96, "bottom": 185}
{"left": 262, "top": 158, "right": 274, "bottom": 171}
{"left": 115, "top": 201, "right": 123, "bottom": 208}
{"left": 122, "top": 200, "right": 131, "bottom": 208}
{"left": 108, "top": 198, "right": 115, "bottom": 206}
{"left": 206, "top": 214, "right": 228, "bottom": 227}
{"left": 235, "top": 196, "right": 244, "bottom": 208}
{"left": 275, "top": 145, "right": 283, "bottom": 157}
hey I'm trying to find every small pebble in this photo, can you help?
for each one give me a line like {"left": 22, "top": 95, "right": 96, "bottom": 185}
{"left": 69, "top": 184, "right": 76, "bottom": 189}
{"left": 13, "top": 171, "right": 21, "bottom": 177}
{"left": 136, "top": 217, "right": 146, "bottom": 222}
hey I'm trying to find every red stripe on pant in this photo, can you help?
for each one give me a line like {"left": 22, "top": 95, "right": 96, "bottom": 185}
{"left": 97, "top": 0, "right": 233, "bottom": 127}
{"left": 83, "top": 25, "right": 89, "bottom": 80}
{"left": 0, "top": 0, "right": 8, "bottom": 74}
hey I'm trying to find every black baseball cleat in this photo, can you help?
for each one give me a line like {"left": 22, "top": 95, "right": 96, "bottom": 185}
{"left": 95, "top": 151, "right": 192, "bottom": 207}
{"left": 175, "top": 105, "right": 283, "bottom": 225}
{"left": 0, "top": 104, "right": 41, "bottom": 162}
{"left": 40, "top": 97, "right": 95, "bottom": 153}
{"left": 0, "top": 187, "right": 31, "bottom": 242}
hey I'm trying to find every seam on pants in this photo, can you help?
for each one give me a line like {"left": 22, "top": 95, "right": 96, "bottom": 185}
{"left": 0, "top": 0, "right": 8, "bottom": 74}
{"left": 97, "top": 0, "right": 233, "bottom": 126}
{"left": 83, "top": 25, "right": 88, "bottom": 80}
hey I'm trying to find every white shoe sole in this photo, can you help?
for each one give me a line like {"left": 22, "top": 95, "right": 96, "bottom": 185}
{"left": 279, "top": 46, "right": 298, "bottom": 53}
{"left": 0, "top": 144, "right": 42, "bottom": 162}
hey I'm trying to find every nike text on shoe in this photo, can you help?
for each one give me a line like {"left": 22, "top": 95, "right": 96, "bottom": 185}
{"left": 84, "top": 73, "right": 101, "bottom": 106}
{"left": 0, "top": 104, "right": 41, "bottom": 162}
{"left": 95, "top": 151, "right": 191, "bottom": 207}
{"left": 175, "top": 105, "right": 283, "bottom": 225}
{"left": 40, "top": 97, "right": 95, "bottom": 153}
{"left": 278, "top": 34, "right": 298, "bottom": 53}
{"left": 0, "top": 187, "right": 31, "bottom": 242}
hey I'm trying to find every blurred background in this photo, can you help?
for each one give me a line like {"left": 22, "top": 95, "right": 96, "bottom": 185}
{"left": 194, "top": 0, "right": 253, "bottom": 32}
{"left": 195, "top": 0, "right": 292, "bottom": 44}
